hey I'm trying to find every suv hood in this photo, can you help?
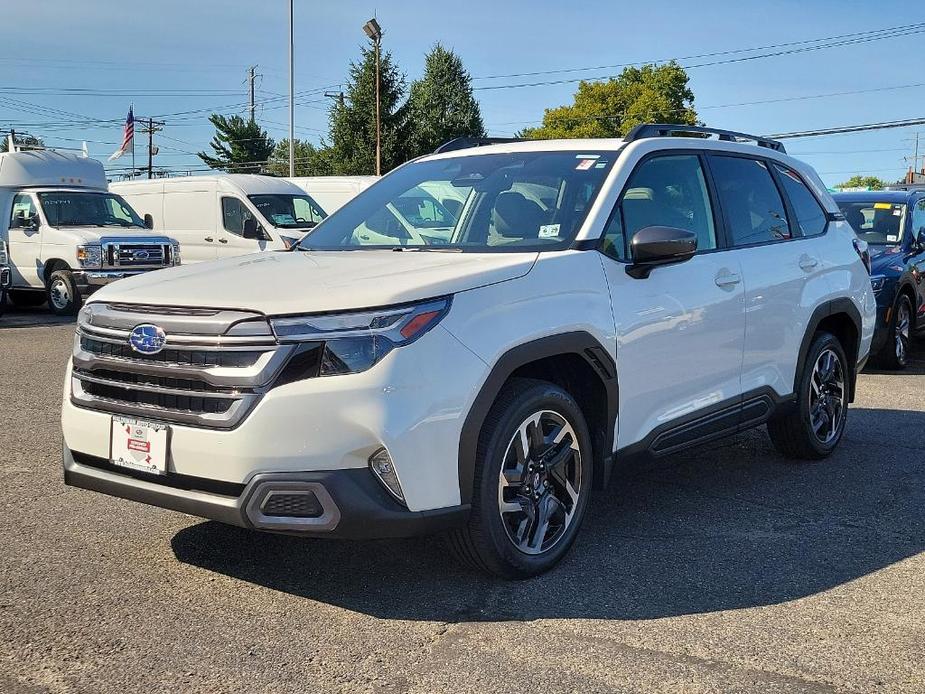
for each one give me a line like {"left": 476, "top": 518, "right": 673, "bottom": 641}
{"left": 89, "top": 250, "right": 538, "bottom": 315}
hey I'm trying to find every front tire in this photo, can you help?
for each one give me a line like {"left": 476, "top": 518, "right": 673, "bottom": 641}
{"left": 448, "top": 378, "right": 593, "bottom": 579}
{"left": 46, "top": 269, "right": 82, "bottom": 316}
{"left": 767, "top": 331, "right": 849, "bottom": 460}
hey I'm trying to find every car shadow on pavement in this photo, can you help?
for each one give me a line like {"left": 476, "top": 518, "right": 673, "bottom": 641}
{"left": 171, "top": 406, "right": 925, "bottom": 622}
{"left": 0, "top": 304, "right": 75, "bottom": 329}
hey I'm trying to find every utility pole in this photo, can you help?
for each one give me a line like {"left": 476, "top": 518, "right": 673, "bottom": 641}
{"left": 247, "top": 65, "right": 257, "bottom": 123}
{"left": 288, "top": 0, "right": 295, "bottom": 177}
{"left": 363, "top": 18, "right": 382, "bottom": 176}
{"left": 138, "top": 117, "right": 165, "bottom": 180}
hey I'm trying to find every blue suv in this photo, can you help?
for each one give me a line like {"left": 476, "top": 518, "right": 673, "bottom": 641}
{"left": 834, "top": 189, "right": 925, "bottom": 368}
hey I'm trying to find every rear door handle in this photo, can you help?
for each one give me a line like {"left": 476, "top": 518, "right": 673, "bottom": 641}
{"left": 204, "top": 237, "right": 214, "bottom": 242}
{"left": 799, "top": 255, "right": 819, "bottom": 272}
{"left": 714, "top": 270, "right": 742, "bottom": 288}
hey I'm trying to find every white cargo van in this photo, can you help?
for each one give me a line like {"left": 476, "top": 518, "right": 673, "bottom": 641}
{"left": 287, "top": 175, "right": 377, "bottom": 213}
{"left": 112, "top": 175, "right": 326, "bottom": 264}
{"left": 0, "top": 148, "right": 179, "bottom": 315}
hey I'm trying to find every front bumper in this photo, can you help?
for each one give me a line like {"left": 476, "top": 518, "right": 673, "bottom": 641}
{"left": 63, "top": 447, "right": 469, "bottom": 538}
{"left": 73, "top": 269, "right": 169, "bottom": 293}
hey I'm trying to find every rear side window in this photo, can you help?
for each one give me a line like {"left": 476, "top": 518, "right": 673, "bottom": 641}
{"left": 602, "top": 154, "right": 716, "bottom": 260}
{"left": 774, "top": 165, "right": 827, "bottom": 237}
{"left": 710, "top": 156, "right": 791, "bottom": 246}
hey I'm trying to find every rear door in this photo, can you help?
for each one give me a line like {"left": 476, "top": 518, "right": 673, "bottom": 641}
{"left": 707, "top": 154, "right": 829, "bottom": 399}
{"left": 598, "top": 152, "right": 747, "bottom": 450}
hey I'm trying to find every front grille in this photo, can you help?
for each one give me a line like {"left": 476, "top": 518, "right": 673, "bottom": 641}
{"left": 80, "top": 379, "right": 234, "bottom": 414}
{"left": 71, "top": 303, "right": 292, "bottom": 429}
{"left": 102, "top": 240, "right": 172, "bottom": 269}
{"left": 80, "top": 336, "right": 264, "bottom": 368}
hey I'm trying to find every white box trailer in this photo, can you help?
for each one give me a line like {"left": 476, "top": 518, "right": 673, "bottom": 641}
{"left": 112, "top": 175, "right": 326, "bottom": 264}
{"left": 0, "top": 147, "right": 179, "bottom": 315}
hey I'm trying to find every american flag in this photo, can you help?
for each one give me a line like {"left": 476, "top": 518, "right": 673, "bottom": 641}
{"left": 108, "top": 106, "right": 134, "bottom": 161}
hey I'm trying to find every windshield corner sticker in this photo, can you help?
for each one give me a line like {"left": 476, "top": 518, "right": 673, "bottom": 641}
{"left": 575, "top": 159, "right": 596, "bottom": 171}
{"left": 887, "top": 234, "right": 899, "bottom": 242}
{"left": 873, "top": 202, "right": 892, "bottom": 209}
{"left": 538, "top": 224, "right": 561, "bottom": 238}
{"left": 892, "top": 209, "right": 902, "bottom": 216}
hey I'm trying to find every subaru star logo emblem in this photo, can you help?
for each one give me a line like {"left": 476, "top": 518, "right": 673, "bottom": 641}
{"left": 132, "top": 249, "right": 150, "bottom": 260}
{"left": 129, "top": 324, "right": 167, "bottom": 355}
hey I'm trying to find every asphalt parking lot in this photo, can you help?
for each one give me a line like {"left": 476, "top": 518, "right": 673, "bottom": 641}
{"left": 1, "top": 307, "right": 923, "bottom": 693}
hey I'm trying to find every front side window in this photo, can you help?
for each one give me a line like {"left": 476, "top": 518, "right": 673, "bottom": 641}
{"left": 37, "top": 192, "right": 145, "bottom": 228}
{"left": 775, "top": 165, "right": 827, "bottom": 237}
{"left": 912, "top": 199, "right": 925, "bottom": 238}
{"left": 838, "top": 200, "right": 906, "bottom": 245}
{"left": 297, "top": 151, "right": 616, "bottom": 251}
{"left": 710, "top": 156, "right": 792, "bottom": 246}
{"left": 249, "top": 194, "right": 326, "bottom": 229}
{"left": 221, "top": 197, "right": 258, "bottom": 236}
{"left": 601, "top": 154, "right": 717, "bottom": 260}
{"left": 10, "top": 193, "right": 37, "bottom": 228}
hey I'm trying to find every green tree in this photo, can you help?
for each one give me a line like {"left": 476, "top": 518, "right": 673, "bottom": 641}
{"left": 328, "top": 44, "right": 408, "bottom": 175}
{"left": 198, "top": 114, "right": 275, "bottom": 173}
{"left": 405, "top": 43, "right": 485, "bottom": 157}
{"left": 520, "top": 62, "right": 697, "bottom": 140}
{"left": 835, "top": 175, "right": 887, "bottom": 191}
{"left": 1, "top": 132, "right": 43, "bottom": 152}
{"left": 266, "top": 139, "right": 334, "bottom": 177}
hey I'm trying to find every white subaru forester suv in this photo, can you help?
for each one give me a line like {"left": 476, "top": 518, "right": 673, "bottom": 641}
{"left": 62, "top": 125, "right": 876, "bottom": 578}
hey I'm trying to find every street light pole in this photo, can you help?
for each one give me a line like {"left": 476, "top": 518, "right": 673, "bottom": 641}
{"left": 363, "top": 18, "right": 382, "bottom": 176}
{"left": 288, "top": 0, "right": 295, "bottom": 177}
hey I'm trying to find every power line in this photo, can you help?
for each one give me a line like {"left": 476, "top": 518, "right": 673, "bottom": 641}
{"left": 771, "top": 117, "right": 925, "bottom": 139}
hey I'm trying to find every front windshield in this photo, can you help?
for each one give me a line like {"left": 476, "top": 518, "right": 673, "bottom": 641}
{"left": 249, "top": 194, "right": 326, "bottom": 229}
{"left": 37, "top": 191, "right": 146, "bottom": 228}
{"left": 838, "top": 201, "right": 906, "bottom": 245}
{"left": 297, "top": 151, "right": 617, "bottom": 251}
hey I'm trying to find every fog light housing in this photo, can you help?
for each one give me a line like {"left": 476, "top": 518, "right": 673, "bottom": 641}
{"left": 369, "top": 447, "right": 405, "bottom": 505}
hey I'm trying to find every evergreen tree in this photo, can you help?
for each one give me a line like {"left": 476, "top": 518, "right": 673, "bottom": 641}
{"left": 198, "top": 115, "right": 275, "bottom": 173}
{"left": 328, "top": 44, "right": 408, "bottom": 175}
{"left": 405, "top": 43, "right": 485, "bottom": 157}
{"left": 266, "top": 139, "right": 334, "bottom": 177}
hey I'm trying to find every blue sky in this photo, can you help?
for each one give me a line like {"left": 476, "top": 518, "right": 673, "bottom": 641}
{"left": 4, "top": 0, "right": 924, "bottom": 185}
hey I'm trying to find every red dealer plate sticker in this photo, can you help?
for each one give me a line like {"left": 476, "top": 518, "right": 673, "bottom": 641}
{"left": 110, "top": 417, "right": 169, "bottom": 475}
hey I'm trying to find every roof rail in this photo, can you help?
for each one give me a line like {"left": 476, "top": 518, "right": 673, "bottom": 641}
{"left": 434, "top": 136, "right": 525, "bottom": 154}
{"left": 623, "top": 123, "right": 786, "bottom": 153}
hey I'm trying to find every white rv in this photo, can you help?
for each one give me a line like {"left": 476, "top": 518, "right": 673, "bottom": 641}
{"left": 112, "top": 175, "right": 326, "bottom": 264}
{"left": 0, "top": 148, "right": 179, "bottom": 315}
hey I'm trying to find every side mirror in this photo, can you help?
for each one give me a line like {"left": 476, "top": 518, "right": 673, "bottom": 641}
{"left": 143, "top": 213, "right": 154, "bottom": 229}
{"left": 627, "top": 225, "right": 697, "bottom": 279}
{"left": 242, "top": 217, "right": 263, "bottom": 240}
{"left": 917, "top": 226, "right": 925, "bottom": 246}
{"left": 26, "top": 214, "right": 40, "bottom": 231}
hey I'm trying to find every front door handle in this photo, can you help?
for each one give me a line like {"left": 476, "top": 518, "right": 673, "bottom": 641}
{"left": 799, "top": 255, "right": 819, "bottom": 272}
{"left": 204, "top": 236, "right": 214, "bottom": 242}
{"left": 218, "top": 238, "right": 228, "bottom": 243}
{"left": 714, "top": 270, "right": 742, "bottom": 288}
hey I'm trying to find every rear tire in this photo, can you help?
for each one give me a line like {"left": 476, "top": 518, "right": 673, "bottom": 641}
{"left": 8, "top": 289, "right": 46, "bottom": 308}
{"left": 877, "top": 293, "right": 912, "bottom": 370}
{"left": 447, "top": 378, "right": 593, "bottom": 579}
{"left": 46, "top": 269, "right": 81, "bottom": 316}
{"left": 767, "top": 331, "right": 849, "bottom": 460}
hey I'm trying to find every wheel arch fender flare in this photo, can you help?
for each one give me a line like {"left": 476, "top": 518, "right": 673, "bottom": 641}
{"left": 456, "top": 331, "right": 618, "bottom": 505}
{"left": 796, "top": 298, "right": 863, "bottom": 402}
{"left": 43, "top": 258, "right": 72, "bottom": 284}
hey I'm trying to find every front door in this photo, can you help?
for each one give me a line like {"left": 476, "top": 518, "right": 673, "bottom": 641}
{"left": 219, "top": 196, "right": 270, "bottom": 258}
{"left": 598, "top": 152, "right": 746, "bottom": 449}
{"left": 7, "top": 192, "right": 42, "bottom": 287}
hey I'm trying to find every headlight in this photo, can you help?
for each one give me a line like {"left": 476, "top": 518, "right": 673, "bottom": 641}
{"left": 0, "top": 241, "right": 8, "bottom": 266}
{"left": 76, "top": 244, "right": 102, "bottom": 269}
{"left": 171, "top": 243, "right": 181, "bottom": 266}
{"left": 280, "top": 235, "right": 299, "bottom": 249}
{"left": 271, "top": 297, "right": 451, "bottom": 375}
{"left": 870, "top": 275, "right": 886, "bottom": 294}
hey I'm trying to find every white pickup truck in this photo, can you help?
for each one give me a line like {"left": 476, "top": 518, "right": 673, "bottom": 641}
{"left": 0, "top": 147, "right": 179, "bottom": 315}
